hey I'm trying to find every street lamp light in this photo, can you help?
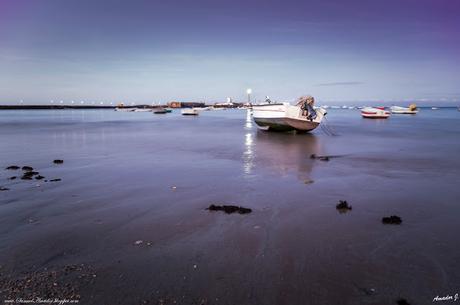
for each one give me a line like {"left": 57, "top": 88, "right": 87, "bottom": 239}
{"left": 246, "top": 88, "right": 252, "bottom": 104}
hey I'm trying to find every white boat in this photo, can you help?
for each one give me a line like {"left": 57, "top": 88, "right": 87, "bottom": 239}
{"left": 181, "top": 108, "right": 199, "bottom": 115}
{"left": 361, "top": 107, "right": 390, "bottom": 119}
{"left": 115, "top": 107, "right": 136, "bottom": 112}
{"left": 153, "top": 107, "right": 167, "bottom": 114}
{"left": 432, "top": 107, "right": 439, "bottom": 110}
{"left": 134, "top": 108, "right": 152, "bottom": 112}
{"left": 390, "top": 104, "right": 418, "bottom": 114}
{"left": 252, "top": 96, "right": 327, "bottom": 132}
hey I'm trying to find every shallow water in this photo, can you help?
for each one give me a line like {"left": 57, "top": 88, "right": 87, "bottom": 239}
{"left": 1, "top": 108, "right": 459, "bottom": 305}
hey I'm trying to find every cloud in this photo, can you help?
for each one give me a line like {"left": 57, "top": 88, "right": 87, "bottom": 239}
{"left": 316, "top": 81, "right": 364, "bottom": 87}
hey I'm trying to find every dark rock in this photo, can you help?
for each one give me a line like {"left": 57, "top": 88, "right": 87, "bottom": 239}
{"left": 8, "top": 176, "right": 17, "bottom": 180}
{"left": 310, "top": 154, "right": 317, "bottom": 159}
{"left": 22, "top": 166, "right": 34, "bottom": 171}
{"left": 35, "top": 175, "right": 45, "bottom": 180}
{"left": 382, "top": 215, "right": 402, "bottom": 225}
{"left": 53, "top": 159, "right": 64, "bottom": 164}
{"left": 207, "top": 204, "right": 252, "bottom": 214}
{"left": 336, "top": 200, "right": 352, "bottom": 212}
{"left": 396, "top": 298, "right": 411, "bottom": 305}
{"left": 0, "top": 186, "right": 10, "bottom": 191}
{"left": 6, "top": 165, "right": 20, "bottom": 170}
{"left": 21, "top": 175, "right": 33, "bottom": 180}
{"left": 49, "top": 179, "right": 62, "bottom": 182}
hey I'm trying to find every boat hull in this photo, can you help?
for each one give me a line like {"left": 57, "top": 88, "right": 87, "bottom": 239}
{"left": 253, "top": 117, "right": 319, "bottom": 132}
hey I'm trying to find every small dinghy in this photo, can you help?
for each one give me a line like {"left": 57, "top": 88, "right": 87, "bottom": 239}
{"left": 390, "top": 104, "right": 418, "bottom": 114}
{"left": 181, "top": 108, "right": 199, "bottom": 115}
{"left": 361, "top": 107, "right": 390, "bottom": 119}
{"left": 153, "top": 107, "right": 167, "bottom": 114}
{"left": 115, "top": 107, "right": 136, "bottom": 112}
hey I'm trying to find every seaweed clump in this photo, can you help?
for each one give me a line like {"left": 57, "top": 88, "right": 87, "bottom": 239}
{"left": 207, "top": 204, "right": 252, "bottom": 214}
{"left": 382, "top": 215, "right": 402, "bottom": 225}
{"left": 336, "top": 200, "right": 352, "bottom": 213}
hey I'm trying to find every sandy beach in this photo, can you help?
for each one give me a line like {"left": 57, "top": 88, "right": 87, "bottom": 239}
{"left": 0, "top": 108, "right": 459, "bottom": 304}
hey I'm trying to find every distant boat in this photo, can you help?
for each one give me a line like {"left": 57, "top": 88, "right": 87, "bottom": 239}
{"left": 361, "top": 107, "right": 390, "bottom": 119}
{"left": 153, "top": 107, "right": 167, "bottom": 114}
{"left": 432, "top": 107, "right": 439, "bottom": 110}
{"left": 134, "top": 108, "right": 152, "bottom": 112}
{"left": 390, "top": 104, "right": 418, "bottom": 114}
{"left": 115, "top": 107, "right": 136, "bottom": 112}
{"left": 165, "top": 108, "right": 173, "bottom": 113}
{"left": 252, "top": 96, "right": 327, "bottom": 132}
{"left": 181, "top": 108, "right": 199, "bottom": 115}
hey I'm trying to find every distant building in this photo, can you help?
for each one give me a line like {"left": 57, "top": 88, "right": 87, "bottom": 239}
{"left": 168, "top": 101, "right": 181, "bottom": 108}
{"left": 167, "top": 101, "right": 206, "bottom": 108}
{"left": 181, "top": 102, "right": 205, "bottom": 108}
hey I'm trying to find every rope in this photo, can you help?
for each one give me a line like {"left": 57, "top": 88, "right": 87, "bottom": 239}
{"left": 320, "top": 116, "right": 339, "bottom": 136}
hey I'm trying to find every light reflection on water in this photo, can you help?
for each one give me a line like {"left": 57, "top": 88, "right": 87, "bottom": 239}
{"left": 243, "top": 109, "right": 255, "bottom": 175}
{"left": 242, "top": 107, "right": 321, "bottom": 181}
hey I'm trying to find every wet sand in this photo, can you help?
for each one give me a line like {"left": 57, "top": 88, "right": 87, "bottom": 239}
{"left": 1, "top": 109, "right": 459, "bottom": 304}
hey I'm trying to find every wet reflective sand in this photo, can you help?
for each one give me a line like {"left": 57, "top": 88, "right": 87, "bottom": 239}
{"left": 1, "top": 108, "right": 459, "bottom": 304}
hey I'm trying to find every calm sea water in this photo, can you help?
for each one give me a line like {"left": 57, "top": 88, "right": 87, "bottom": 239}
{"left": 1, "top": 108, "right": 459, "bottom": 305}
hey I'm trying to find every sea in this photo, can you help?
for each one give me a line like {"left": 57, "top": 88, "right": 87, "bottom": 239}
{"left": 0, "top": 107, "right": 459, "bottom": 305}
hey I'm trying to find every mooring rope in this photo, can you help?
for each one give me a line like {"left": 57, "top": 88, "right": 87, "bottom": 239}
{"left": 320, "top": 116, "right": 339, "bottom": 136}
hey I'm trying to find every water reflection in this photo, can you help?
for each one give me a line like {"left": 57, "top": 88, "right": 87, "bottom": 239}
{"left": 243, "top": 109, "right": 255, "bottom": 174}
{"left": 243, "top": 127, "right": 322, "bottom": 181}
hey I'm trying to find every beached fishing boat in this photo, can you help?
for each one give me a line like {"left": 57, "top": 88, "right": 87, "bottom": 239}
{"left": 390, "top": 104, "right": 418, "bottom": 114}
{"left": 361, "top": 107, "right": 390, "bottom": 119}
{"left": 181, "top": 108, "right": 199, "bottom": 115}
{"left": 252, "top": 96, "right": 327, "bottom": 132}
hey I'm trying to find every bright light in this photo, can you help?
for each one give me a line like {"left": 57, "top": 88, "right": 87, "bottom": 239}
{"left": 246, "top": 88, "right": 252, "bottom": 95}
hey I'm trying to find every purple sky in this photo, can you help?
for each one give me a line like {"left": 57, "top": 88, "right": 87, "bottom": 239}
{"left": 0, "top": 0, "right": 459, "bottom": 104}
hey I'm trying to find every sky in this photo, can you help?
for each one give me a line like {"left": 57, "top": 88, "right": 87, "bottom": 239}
{"left": 0, "top": 0, "right": 459, "bottom": 104}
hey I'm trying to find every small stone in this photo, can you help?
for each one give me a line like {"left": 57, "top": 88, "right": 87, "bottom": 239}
{"left": 22, "top": 166, "right": 34, "bottom": 171}
{"left": 303, "top": 179, "right": 314, "bottom": 184}
{"left": 35, "top": 175, "right": 45, "bottom": 180}
{"left": 6, "top": 165, "right": 20, "bottom": 170}
{"left": 134, "top": 240, "right": 143, "bottom": 245}
{"left": 49, "top": 178, "right": 61, "bottom": 182}
{"left": 0, "top": 186, "right": 10, "bottom": 191}
{"left": 53, "top": 159, "right": 64, "bottom": 164}
{"left": 8, "top": 176, "right": 17, "bottom": 180}
{"left": 171, "top": 186, "right": 177, "bottom": 190}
